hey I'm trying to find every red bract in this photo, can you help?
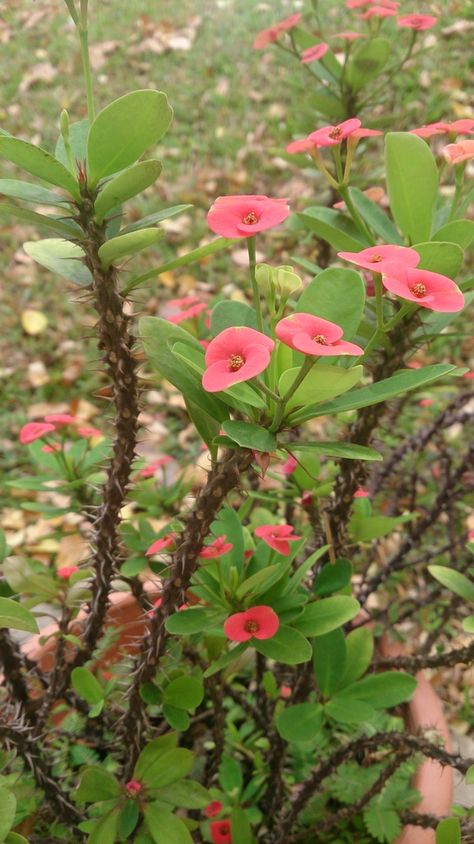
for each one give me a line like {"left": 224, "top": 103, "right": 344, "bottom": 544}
{"left": 44, "top": 413, "right": 76, "bottom": 425}
{"left": 276, "top": 313, "right": 363, "bottom": 357}
{"left": 443, "top": 140, "right": 474, "bottom": 165}
{"left": 202, "top": 326, "right": 274, "bottom": 393}
{"left": 207, "top": 195, "right": 290, "bottom": 238}
{"left": 397, "top": 14, "right": 437, "bottom": 30}
{"left": 146, "top": 532, "right": 178, "bottom": 556}
{"left": 255, "top": 524, "right": 302, "bottom": 555}
{"left": 280, "top": 685, "right": 292, "bottom": 699}
{"left": 224, "top": 605, "right": 280, "bottom": 642}
{"left": 411, "top": 122, "right": 449, "bottom": 139}
{"left": 210, "top": 819, "right": 233, "bottom": 844}
{"left": 204, "top": 801, "right": 224, "bottom": 818}
{"left": 19, "top": 422, "right": 56, "bottom": 444}
{"left": 253, "top": 13, "right": 302, "bottom": 49}
{"left": 301, "top": 43, "right": 329, "bottom": 63}
{"left": 338, "top": 244, "right": 420, "bottom": 272}
{"left": 382, "top": 265, "right": 465, "bottom": 312}
{"left": 199, "top": 535, "right": 233, "bottom": 559}
{"left": 57, "top": 566, "right": 79, "bottom": 579}
{"left": 282, "top": 454, "right": 298, "bottom": 475}
{"left": 308, "top": 118, "right": 361, "bottom": 147}
{"left": 125, "top": 780, "right": 142, "bottom": 796}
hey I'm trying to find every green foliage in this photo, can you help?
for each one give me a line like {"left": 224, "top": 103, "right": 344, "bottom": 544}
{"left": 94, "top": 160, "right": 162, "bottom": 221}
{"left": 211, "top": 301, "right": 258, "bottom": 334}
{"left": 337, "top": 672, "right": 417, "bottom": 709}
{"left": 254, "top": 625, "right": 312, "bottom": 664}
{"left": 144, "top": 804, "right": 193, "bottom": 844}
{"left": 436, "top": 818, "right": 461, "bottom": 844}
{"left": 163, "top": 676, "right": 204, "bottom": 710}
{"left": 428, "top": 566, "right": 474, "bottom": 602}
{"left": 299, "top": 207, "right": 369, "bottom": 251}
{"left": 314, "top": 559, "right": 353, "bottom": 598}
{"left": 231, "top": 807, "right": 253, "bottom": 844}
{"left": 75, "top": 767, "right": 120, "bottom": 803}
{"left": 278, "top": 365, "right": 363, "bottom": 411}
{"left": 23, "top": 238, "right": 92, "bottom": 286}
{"left": 289, "top": 442, "right": 381, "bottom": 462}
{"left": 276, "top": 703, "right": 324, "bottom": 742}
{"left": 0, "top": 787, "right": 16, "bottom": 841}
{"left": 71, "top": 667, "right": 104, "bottom": 706}
{"left": 222, "top": 420, "right": 276, "bottom": 452}
{"left": 385, "top": 132, "right": 438, "bottom": 244}
{"left": 98, "top": 228, "right": 164, "bottom": 269}
{"left": 0, "top": 136, "right": 80, "bottom": 197}
{"left": 296, "top": 267, "right": 366, "bottom": 341}
{"left": 313, "top": 629, "right": 346, "bottom": 697}
{"left": 414, "top": 241, "right": 463, "bottom": 278}
{"left": 293, "top": 596, "right": 360, "bottom": 637}
{"left": 0, "top": 598, "right": 39, "bottom": 633}
{"left": 0, "top": 178, "right": 66, "bottom": 206}
{"left": 347, "top": 38, "right": 391, "bottom": 91}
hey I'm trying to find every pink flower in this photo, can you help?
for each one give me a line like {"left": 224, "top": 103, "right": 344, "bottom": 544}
{"left": 301, "top": 43, "right": 329, "bottom": 64}
{"left": 210, "top": 819, "right": 232, "bottom": 844}
{"left": 443, "top": 140, "right": 474, "bottom": 165}
{"left": 19, "top": 422, "right": 55, "bottom": 444}
{"left": 57, "top": 566, "right": 79, "bottom": 579}
{"left": 286, "top": 136, "right": 317, "bottom": 155}
{"left": 412, "top": 120, "right": 474, "bottom": 139}
{"left": 282, "top": 454, "right": 298, "bottom": 475}
{"left": 253, "top": 13, "right": 302, "bottom": 49}
{"left": 207, "top": 195, "right": 290, "bottom": 238}
{"left": 125, "top": 780, "right": 142, "bottom": 797}
{"left": 419, "top": 398, "right": 433, "bottom": 407}
{"left": 204, "top": 801, "right": 224, "bottom": 818}
{"left": 44, "top": 413, "right": 76, "bottom": 425}
{"left": 147, "top": 597, "right": 163, "bottom": 618}
{"left": 77, "top": 426, "right": 102, "bottom": 438}
{"left": 350, "top": 128, "right": 383, "bottom": 141}
{"left": 354, "top": 487, "right": 370, "bottom": 498}
{"left": 168, "top": 295, "right": 201, "bottom": 308}
{"left": 308, "top": 118, "right": 361, "bottom": 147}
{"left": 280, "top": 685, "right": 292, "bottom": 699}
{"left": 464, "top": 371, "right": 474, "bottom": 380}
{"left": 224, "top": 605, "right": 280, "bottom": 642}
{"left": 360, "top": 6, "right": 397, "bottom": 18}
{"left": 42, "top": 444, "right": 61, "bottom": 453}
{"left": 382, "top": 265, "right": 465, "bottom": 312}
{"left": 146, "top": 532, "right": 178, "bottom": 556}
{"left": 202, "top": 326, "right": 274, "bottom": 393}
{"left": 397, "top": 14, "right": 437, "bottom": 30}
{"left": 276, "top": 313, "right": 363, "bottom": 357}
{"left": 334, "top": 31, "right": 367, "bottom": 40}
{"left": 139, "top": 456, "right": 173, "bottom": 478}
{"left": 199, "top": 535, "right": 233, "bottom": 559}
{"left": 255, "top": 524, "right": 302, "bottom": 555}
{"left": 446, "top": 119, "right": 474, "bottom": 136}
{"left": 346, "top": 0, "right": 372, "bottom": 7}
{"left": 338, "top": 244, "right": 420, "bottom": 272}
{"left": 168, "top": 302, "right": 207, "bottom": 324}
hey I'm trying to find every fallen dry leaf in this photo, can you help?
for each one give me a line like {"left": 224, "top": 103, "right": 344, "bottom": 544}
{"left": 21, "top": 309, "right": 48, "bottom": 335}
{"left": 18, "top": 62, "right": 57, "bottom": 94}
{"left": 27, "top": 360, "right": 50, "bottom": 387}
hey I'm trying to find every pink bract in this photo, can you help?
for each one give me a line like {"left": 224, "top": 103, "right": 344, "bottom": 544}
{"left": 168, "top": 295, "right": 201, "bottom": 308}
{"left": 199, "top": 535, "right": 233, "bottom": 559}
{"left": 253, "top": 13, "right": 302, "bottom": 49}
{"left": 207, "top": 195, "right": 290, "bottom": 238}
{"left": 308, "top": 118, "right": 361, "bottom": 147}
{"left": 77, "top": 426, "right": 102, "bottom": 438}
{"left": 282, "top": 454, "right": 298, "bottom": 475}
{"left": 19, "top": 421, "right": 56, "bottom": 444}
{"left": 146, "top": 532, "right": 178, "bottom": 556}
{"left": 210, "top": 819, "right": 233, "bottom": 844}
{"left": 338, "top": 244, "right": 420, "bottom": 272}
{"left": 139, "top": 456, "right": 173, "bottom": 478}
{"left": 168, "top": 302, "right": 207, "bottom": 324}
{"left": 286, "top": 136, "right": 316, "bottom": 155}
{"left": 411, "top": 120, "right": 474, "bottom": 139}
{"left": 57, "top": 566, "right": 79, "bottom": 579}
{"left": 334, "top": 31, "right": 367, "bottom": 40}
{"left": 276, "top": 313, "right": 363, "bottom": 357}
{"left": 125, "top": 780, "right": 142, "bottom": 796}
{"left": 44, "top": 413, "right": 76, "bottom": 425}
{"left": 443, "top": 140, "right": 474, "bottom": 165}
{"left": 224, "top": 605, "right": 280, "bottom": 642}
{"left": 382, "top": 265, "right": 465, "bottom": 312}
{"left": 350, "top": 128, "right": 383, "bottom": 141}
{"left": 397, "top": 14, "right": 437, "bottom": 30}
{"left": 354, "top": 487, "right": 370, "bottom": 498}
{"left": 346, "top": 0, "right": 372, "bottom": 7}
{"left": 205, "top": 801, "right": 224, "bottom": 818}
{"left": 255, "top": 524, "right": 302, "bottom": 555}
{"left": 301, "top": 43, "right": 329, "bottom": 64}
{"left": 359, "top": 6, "right": 397, "bottom": 18}
{"left": 202, "top": 326, "right": 274, "bottom": 393}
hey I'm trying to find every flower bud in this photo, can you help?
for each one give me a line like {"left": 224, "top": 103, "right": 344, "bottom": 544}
{"left": 255, "top": 263, "right": 302, "bottom": 298}
{"left": 60, "top": 109, "right": 70, "bottom": 141}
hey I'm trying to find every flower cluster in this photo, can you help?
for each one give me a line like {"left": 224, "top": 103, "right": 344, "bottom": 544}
{"left": 19, "top": 415, "right": 102, "bottom": 447}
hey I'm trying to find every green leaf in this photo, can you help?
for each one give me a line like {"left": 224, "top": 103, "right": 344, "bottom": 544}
{"left": 94, "top": 160, "right": 162, "bottom": 221}
{"left": 428, "top": 566, "right": 474, "bottom": 602}
{"left": 0, "top": 598, "right": 38, "bottom": 633}
{"left": 325, "top": 697, "right": 376, "bottom": 724}
{"left": 339, "top": 671, "right": 417, "bottom": 708}
{"left": 433, "top": 220, "right": 474, "bottom": 249}
{"left": 231, "top": 808, "right": 253, "bottom": 844}
{"left": 278, "top": 364, "right": 363, "bottom": 411}
{"left": 211, "top": 301, "right": 258, "bottom": 334}
{"left": 87, "top": 90, "right": 173, "bottom": 186}
{"left": 98, "top": 227, "right": 163, "bottom": 269}
{"left": 296, "top": 267, "right": 366, "bottom": 341}
{"left": 141, "top": 748, "right": 194, "bottom": 789}
{"left": 222, "top": 421, "right": 275, "bottom": 453}
{"left": 219, "top": 755, "right": 243, "bottom": 793}
{"left": 276, "top": 702, "right": 323, "bottom": 742}
{"left": 0, "top": 787, "right": 16, "bottom": 840}
{"left": 144, "top": 804, "right": 193, "bottom": 844}
{"left": 293, "top": 596, "right": 360, "bottom": 637}
{"left": 166, "top": 607, "right": 222, "bottom": 635}
{"left": 24, "top": 238, "right": 92, "bottom": 286}
{"left": 349, "top": 513, "right": 415, "bottom": 542}
{"left": 314, "top": 559, "right": 353, "bottom": 598}
{"left": 236, "top": 565, "right": 285, "bottom": 600}
{"left": 385, "top": 132, "right": 438, "bottom": 244}
{"left": 134, "top": 734, "right": 178, "bottom": 780}
{"left": 307, "top": 90, "right": 346, "bottom": 121}
{"left": 348, "top": 188, "right": 403, "bottom": 244}
{"left": 0, "top": 178, "right": 67, "bottom": 206}
{"left": 313, "top": 629, "right": 346, "bottom": 696}
{"left": 157, "top": 780, "right": 210, "bottom": 809}
{"left": 203, "top": 643, "right": 247, "bottom": 678}
{"left": 55, "top": 118, "right": 89, "bottom": 169}
{"left": 414, "top": 241, "right": 463, "bottom": 278}
{"left": 288, "top": 545, "right": 330, "bottom": 593}
{"left": 185, "top": 399, "right": 220, "bottom": 455}
{"left": 288, "top": 441, "right": 381, "bottom": 461}
{"left": 0, "top": 202, "right": 80, "bottom": 238}
{"left": 338, "top": 627, "right": 374, "bottom": 688}
{"left": 289, "top": 364, "right": 457, "bottom": 424}
{"left": 254, "top": 625, "right": 312, "bottom": 664}
{"left": 466, "top": 765, "right": 474, "bottom": 785}
{"left": 212, "top": 505, "right": 245, "bottom": 574}
{"left": 5, "top": 834, "right": 29, "bottom": 844}
{"left": 120, "top": 204, "right": 193, "bottom": 235}
{"left": 75, "top": 767, "right": 120, "bottom": 803}
{"left": 0, "top": 136, "right": 80, "bottom": 198}
{"left": 347, "top": 37, "right": 390, "bottom": 91}
{"left": 163, "top": 705, "right": 190, "bottom": 731}
{"left": 299, "top": 206, "right": 369, "bottom": 251}
{"left": 71, "top": 667, "right": 103, "bottom": 705}
{"left": 88, "top": 809, "right": 120, "bottom": 844}
{"left": 363, "top": 803, "right": 401, "bottom": 843}
{"left": 125, "top": 237, "right": 236, "bottom": 293}
{"left": 436, "top": 818, "right": 461, "bottom": 844}
{"left": 118, "top": 801, "right": 139, "bottom": 839}
{"left": 463, "top": 615, "right": 474, "bottom": 634}
{"left": 163, "top": 676, "right": 204, "bottom": 710}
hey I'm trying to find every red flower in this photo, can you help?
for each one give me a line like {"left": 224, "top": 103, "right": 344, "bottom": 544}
{"left": 354, "top": 487, "right": 370, "bottom": 498}
{"left": 210, "top": 819, "right": 233, "bottom": 844}
{"left": 147, "top": 597, "right": 163, "bottom": 618}
{"left": 125, "top": 780, "right": 142, "bottom": 797}
{"left": 19, "top": 422, "right": 55, "bottom": 444}
{"left": 139, "top": 456, "right": 173, "bottom": 478}
{"left": 146, "top": 532, "right": 178, "bottom": 556}
{"left": 199, "top": 535, "right": 233, "bottom": 559}
{"left": 44, "top": 413, "right": 76, "bottom": 425}
{"left": 57, "top": 566, "right": 79, "bottom": 579}
{"left": 253, "top": 13, "right": 301, "bottom": 49}
{"left": 204, "top": 801, "right": 224, "bottom": 818}
{"left": 276, "top": 313, "right": 363, "bottom": 357}
{"left": 255, "top": 524, "right": 301, "bottom": 555}
{"left": 224, "top": 606, "right": 280, "bottom": 643}
{"left": 202, "top": 326, "right": 274, "bottom": 393}
{"left": 382, "top": 265, "right": 464, "bottom": 312}
{"left": 397, "top": 14, "right": 437, "bottom": 30}
{"left": 207, "top": 195, "right": 290, "bottom": 239}
{"left": 443, "top": 140, "right": 474, "bottom": 165}
{"left": 308, "top": 118, "right": 361, "bottom": 147}
{"left": 338, "top": 244, "right": 419, "bottom": 273}
{"left": 301, "top": 43, "right": 329, "bottom": 64}
{"left": 280, "top": 685, "right": 292, "bottom": 699}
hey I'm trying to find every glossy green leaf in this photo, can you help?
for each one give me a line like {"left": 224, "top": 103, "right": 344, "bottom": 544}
{"left": 87, "top": 90, "right": 172, "bottom": 186}
{"left": 211, "top": 300, "right": 258, "bottom": 334}
{"left": 0, "top": 787, "right": 16, "bottom": 840}
{"left": 94, "top": 160, "right": 162, "bottom": 221}
{"left": 141, "top": 748, "right": 194, "bottom": 789}
{"left": 24, "top": 238, "right": 92, "bottom": 286}
{"left": 222, "top": 420, "right": 275, "bottom": 452}
{"left": 276, "top": 703, "right": 323, "bottom": 742}
{"left": 314, "top": 559, "right": 353, "bottom": 598}
{"left": 212, "top": 505, "right": 245, "bottom": 574}
{"left": 75, "top": 766, "right": 120, "bottom": 802}
{"left": 325, "top": 697, "right": 376, "bottom": 724}
{"left": 338, "top": 627, "right": 374, "bottom": 688}
{"left": 0, "top": 136, "right": 80, "bottom": 198}
{"left": 134, "top": 734, "right": 178, "bottom": 780}
{"left": 278, "top": 364, "right": 363, "bottom": 411}
{"left": 88, "top": 809, "right": 120, "bottom": 844}
{"left": 144, "top": 804, "right": 193, "bottom": 844}
{"left": 184, "top": 399, "right": 220, "bottom": 455}
{"left": 231, "top": 807, "right": 253, "bottom": 844}
{"left": 55, "top": 118, "right": 89, "bottom": 170}
{"left": 166, "top": 607, "right": 221, "bottom": 635}
{"left": 296, "top": 267, "right": 366, "bottom": 340}
{"left": 385, "top": 132, "right": 438, "bottom": 244}
{"left": 428, "top": 566, "right": 474, "bottom": 602}
{"left": 348, "top": 187, "right": 402, "bottom": 244}
{"left": 157, "top": 780, "right": 210, "bottom": 809}
{"left": 463, "top": 615, "right": 474, "bottom": 634}
{"left": 163, "top": 676, "right": 204, "bottom": 710}
{"left": 308, "top": 90, "right": 346, "bottom": 121}
{"left": 163, "top": 705, "right": 190, "bottom": 731}
{"left": 347, "top": 37, "right": 390, "bottom": 91}
{"left": 436, "top": 817, "right": 461, "bottom": 844}
{"left": 0, "top": 178, "right": 67, "bottom": 206}
{"left": 0, "top": 202, "right": 80, "bottom": 238}
{"left": 98, "top": 227, "right": 163, "bottom": 269}
{"left": 414, "top": 241, "right": 463, "bottom": 278}
{"left": 288, "top": 441, "right": 381, "bottom": 461}
{"left": 125, "top": 237, "right": 236, "bottom": 293}
{"left": 203, "top": 643, "right": 247, "bottom": 678}
{"left": 313, "top": 629, "right": 346, "bottom": 696}
{"left": 118, "top": 801, "right": 139, "bottom": 839}
{"left": 236, "top": 565, "right": 284, "bottom": 600}
{"left": 299, "top": 207, "right": 369, "bottom": 251}
{"left": 433, "top": 220, "right": 474, "bottom": 249}
{"left": 5, "top": 834, "right": 29, "bottom": 844}
{"left": 219, "top": 755, "right": 243, "bottom": 793}
{"left": 71, "top": 667, "right": 104, "bottom": 705}
{"left": 339, "top": 671, "right": 417, "bottom": 708}
{"left": 254, "top": 625, "right": 312, "bottom": 664}
{"left": 120, "top": 204, "right": 192, "bottom": 235}
{"left": 349, "top": 513, "right": 415, "bottom": 541}
{"left": 0, "top": 598, "right": 38, "bottom": 633}
{"left": 293, "top": 596, "right": 360, "bottom": 637}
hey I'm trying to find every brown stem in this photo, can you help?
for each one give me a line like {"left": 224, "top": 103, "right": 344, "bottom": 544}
{"left": 374, "top": 639, "right": 474, "bottom": 672}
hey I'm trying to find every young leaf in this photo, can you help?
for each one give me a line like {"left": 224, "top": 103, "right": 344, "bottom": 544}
{"left": 0, "top": 136, "right": 80, "bottom": 198}
{"left": 71, "top": 667, "right": 104, "bottom": 705}
{"left": 23, "top": 238, "right": 92, "bottom": 286}
{"left": 254, "top": 625, "right": 312, "bottom": 664}
{"left": 0, "top": 178, "right": 67, "bottom": 206}
{"left": 428, "top": 566, "right": 474, "bottom": 602}
{"left": 296, "top": 267, "right": 366, "bottom": 341}
{"left": 203, "top": 643, "right": 248, "bottom": 678}
{"left": 120, "top": 204, "right": 193, "bottom": 235}
{"left": 125, "top": 237, "right": 236, "bottom": 293}
{"left": 222, "top": 420, "right": 276, "bottom": 452}
{"left": 385, "top": 132, "right": 438, "bottom": 244}
{"left": 87, "top": 90, "right": 173, "bottom": 186}
{"left": 94, "top": 160, "right": 162, "bottom": 221}
{"left": 55, "top": 118, "right": 89, "bottom": 170}
{"left": 98, "top": 227, "right": 163, "bottom": 269}
{"left": 348, "top": 187, "right": 403, "bottom": 244}
{"left": 347, "top": 37, "right": 390, "bottom": 91}
{"left": 75, "top": 767, "right": 120, "bottom": 803}
{"left": 313, "top": 629, "right": 346, "bottom": 697}
{"left": 276, "top": 702, "right": 323, "bottom": 742}
{"left": 163, "top": 676, "right": 204, "bottom": 711}
{"left": 0, "top": 598, "right": 38, "bottom": 633}
{"left": 278, "top": 364, "right": 363, "bottom": 411}
{"left": 292, "top": 596, "right": 360, "bottom": 637}
{"left": 299, "top": 206, "right": 369, "bottom": 251}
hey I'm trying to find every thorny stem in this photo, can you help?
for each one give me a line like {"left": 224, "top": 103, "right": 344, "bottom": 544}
{"left": 0, "top": 630, "right": 34, "bottom": 717}
{"left": 374, "top": 639, "right": 474, "bottom": 673}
